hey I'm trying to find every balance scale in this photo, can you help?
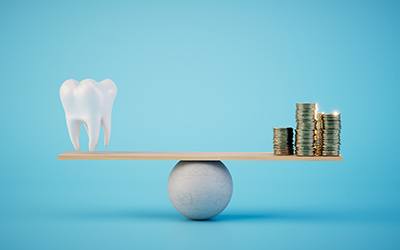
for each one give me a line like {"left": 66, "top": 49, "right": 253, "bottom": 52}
{"left": 58, "top": 151, "right": 342, "bottom": 219}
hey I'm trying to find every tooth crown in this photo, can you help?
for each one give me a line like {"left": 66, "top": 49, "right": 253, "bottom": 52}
{"left": 60, "top": 79, "right": 117, "bottom": 151}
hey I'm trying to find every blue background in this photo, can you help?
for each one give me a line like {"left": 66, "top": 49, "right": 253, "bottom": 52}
{"left": 1, "top": 0, "right": 400, "bottom": 249}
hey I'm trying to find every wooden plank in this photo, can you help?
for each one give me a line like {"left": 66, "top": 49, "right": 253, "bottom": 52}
{"left": 58, "top": 152, "right": 342, "bottom": 161}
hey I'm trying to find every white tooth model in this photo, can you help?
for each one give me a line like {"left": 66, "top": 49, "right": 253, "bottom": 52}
{"left": 60, "top": 79, "right": 117, "bottom": 151}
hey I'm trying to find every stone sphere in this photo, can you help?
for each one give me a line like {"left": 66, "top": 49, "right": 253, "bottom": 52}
{"left": 168, "top": 161, "right": 233, "bottom": 220}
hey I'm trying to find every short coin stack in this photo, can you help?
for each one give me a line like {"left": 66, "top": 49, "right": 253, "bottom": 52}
{"left": 321, "top": 113, "right": 341, "bottom": 156}
{"left": 273, "top": 128, "right": 294, "bottom": 155}
{"left": 295, "top": 103, "right": 317, "bottom": 156}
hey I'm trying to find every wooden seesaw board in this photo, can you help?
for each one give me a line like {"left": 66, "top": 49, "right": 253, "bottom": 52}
{"left": 58, "top": 152, "right": 342, "bottom": 161}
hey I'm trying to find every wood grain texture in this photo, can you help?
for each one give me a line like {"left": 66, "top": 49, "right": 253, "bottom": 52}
{"left": 58, "top": 152, "right": 343, "bottom": 161}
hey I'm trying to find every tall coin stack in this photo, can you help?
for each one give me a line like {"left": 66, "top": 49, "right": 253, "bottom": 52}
{"left": 295, "top": 103, "right": 317, "bottom": 156}
{"left": 314, "top": 112, "right": 323, "bottom": 156}
{"left": 273, "top": 128, "right": 294, "bottom": 155}
{"left": 321, "top": 113, "right": 341, "bottom": 156}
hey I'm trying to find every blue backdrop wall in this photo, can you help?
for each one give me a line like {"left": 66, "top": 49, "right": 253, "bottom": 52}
{"left": 1, "top": 0, "right": 399, "bottom": 249}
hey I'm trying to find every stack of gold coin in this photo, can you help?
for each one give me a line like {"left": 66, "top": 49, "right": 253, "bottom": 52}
{"left": 273, "top": 128, "right": 294, "bottom": 155}
{"left": 295, "top": 103, "right": 317, "bottom": 156}
{"left": 314, "top": 112, "right": 324, "bottom": 156}
{"left": 321, "top": 112, "right": 341, "bottom": 156}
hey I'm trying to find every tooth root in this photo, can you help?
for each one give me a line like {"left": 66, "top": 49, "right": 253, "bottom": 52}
{"left": 84, "top": 117, "right": 101, "bottom": 152}
{"left": 66, "top": 118, "right": 80, "bottom": 151}
{"left": 102, "top": 116, "right": 111, "bottom": 146}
